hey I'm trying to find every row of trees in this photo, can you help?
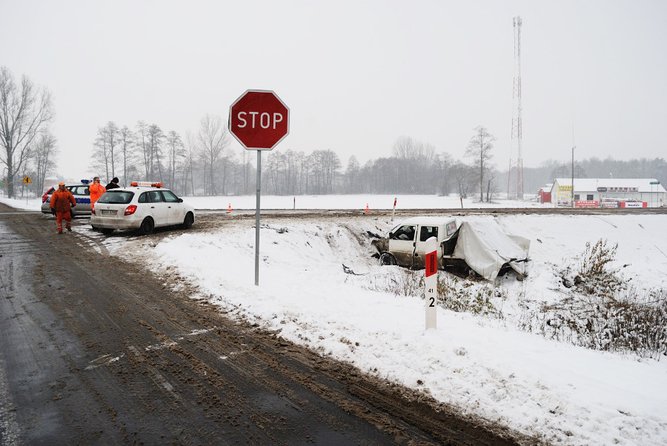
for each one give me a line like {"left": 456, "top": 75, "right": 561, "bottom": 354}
{"left": 91, "top": 115, "right": 238, "bottom": 197}
{"left": 89, "top": 123, "right": 498, "bottom": 199}
{"left": 0, "top": 66, "right": 57, "bottom": 198}
{"left": 3, "top": 67, "right": 665, "bottom": 200}
{"left": 0, "top": 66, "right": 499, "bottom": 199}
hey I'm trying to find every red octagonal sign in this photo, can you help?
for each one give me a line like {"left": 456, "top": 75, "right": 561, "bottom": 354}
{"left": 229, "top": 90, "right": 290, "bottom": 150}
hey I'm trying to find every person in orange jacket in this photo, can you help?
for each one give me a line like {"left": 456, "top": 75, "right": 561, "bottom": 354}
{"left": 89, "top": 176, "right": 106, "bottom": 211}
{"left": 50, "top": 182, "right": 76, "bottom": 234}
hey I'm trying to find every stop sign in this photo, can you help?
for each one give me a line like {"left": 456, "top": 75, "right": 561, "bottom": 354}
{"left": 229, "top": 90, "right": 290, "bottom": 150}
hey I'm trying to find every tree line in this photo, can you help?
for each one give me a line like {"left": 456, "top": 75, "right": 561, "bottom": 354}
{"left": 89, "top": 127, "right": 496, "bottom": 199}
{"left": 86, "top": 124, "right": 667, "bottom": 200}
{"left": 0, "top": 66, "right": 56, "bottom": 198}
{"left": 3, "top": 66, "right": 665, "bottom": 200}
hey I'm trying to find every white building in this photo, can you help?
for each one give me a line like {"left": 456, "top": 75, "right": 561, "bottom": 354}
{"left": 551, "top": 178, "right": 666, "bottom": 208}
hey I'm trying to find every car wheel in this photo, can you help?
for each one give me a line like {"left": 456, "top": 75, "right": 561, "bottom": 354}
{"left": 379, "top": 252, "right": 397, "bottom": 266}
{"left": 182, "top": 212, "right": 194, "bottom": 229}
{"left": 101, "top": 228, "right": 114, "bottom": 235}
{"left": 139, "top": 217, "right": 154, "bottom": 235}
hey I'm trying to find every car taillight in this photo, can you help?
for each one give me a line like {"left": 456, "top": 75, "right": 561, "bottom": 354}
{"left": 42, "top": 194, "right": 49, "bottom": 203}
{"left": 91, "top": 208, "right": 96, "bottom": 215}
{"left": 124, "top": 205, "right": 137, "bottom": 216}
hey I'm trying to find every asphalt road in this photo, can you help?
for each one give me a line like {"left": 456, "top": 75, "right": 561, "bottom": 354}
{"left": 0, "top": 203, "right": 523, "bottom": 446}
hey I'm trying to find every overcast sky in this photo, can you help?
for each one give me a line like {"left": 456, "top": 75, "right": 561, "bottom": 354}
{"left": 2, "top": 0, "right": 666, "bottom": 179}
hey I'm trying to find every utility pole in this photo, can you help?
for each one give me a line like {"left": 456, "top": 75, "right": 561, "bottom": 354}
{"left": 511, "top": 16, "right": 524, "bottom": 199}
{"left": 571, "top": 146, "right": 575, "bottom": 208}
{"left": 507, "top": 157, "right": 512, "bottom": 198}
{"left": 571, "top": 120, "right": 576, "bottom": 208}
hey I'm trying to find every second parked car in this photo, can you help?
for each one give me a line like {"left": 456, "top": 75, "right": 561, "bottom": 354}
{"left": 41, "top": 182, "right": 92, "bottom": 216}
{"left": 90, "top": 182, "right": 195, "bottom": 235}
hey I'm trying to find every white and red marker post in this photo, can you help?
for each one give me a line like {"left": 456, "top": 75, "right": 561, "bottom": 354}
{"left": 424, "top": 236, "right": 438, "bottom": 329}
{"left": 391, "top": 197, "right": 397, "bottom": 222}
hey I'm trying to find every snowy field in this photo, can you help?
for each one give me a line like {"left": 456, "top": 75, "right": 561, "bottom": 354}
{"left": 3, "top": 195, "right": 667, "bottom": 445}
{"left": 1, "top": 193, "right": 546, "bottom": 213}
{"left": 185, "top": 193, "right": 546, "bottom": 210}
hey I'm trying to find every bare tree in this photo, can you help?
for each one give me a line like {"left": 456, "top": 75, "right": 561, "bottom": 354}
{"left": 166, "top": 130, "right": 185, "bottom": 191}
{"left": 451, "top": 161, "right": 475, "bottom": 199}
{"left": 436, "top": 152, "right": 454, "bottom": 196}
{"left": 91, "top": 122, "right": 120, "bottom": 181}
{"left": 344, "top": 155, "right": 360, "bottom": 193}
{"left": 485, "top": 168, "right": 498, "bottom": 202}
{"left": 196, "top": 115, "right": 229, "bottom": 195}
{"left": 306, "top": 150, "right": 340, "bottom": 194}
{"left": 32, "top": 131, "right": 57, "bottom": 195}
{"left": 136, "top": 121, "right": 150, "bottom": 179}
{"left": 0, "top": 67, "right": 53, "bottom": 197}
{"left": 119, "top": 126, "right": 134, "bottom": 186}
{"left": 147, "top": 124, "right": 164, "bottom": 182}
{"left": 465, "top": 126, "right": 495, "bottom": 202}
{"left": 184, "top": 132, "right": 198, "bottom": 195}
{"left": 106, "top": 122, "right": 119, "bottom": 179}
{"left": 393, "top": 136, "right": 435, "bottom": 161}
{"left": 92, "top": 127, "right": 109, "bottom": 180}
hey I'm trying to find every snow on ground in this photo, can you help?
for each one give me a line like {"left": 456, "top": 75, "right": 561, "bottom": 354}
{"left": 0, "top": 193, "right": 544, "bottom": 213}
{"left": 185, "top": 193, "right": 546, "bottom": 210}
{"left": 95, "top": 207, "right": 667, "bottom": 446}
{"left": 4, "top": 194, "right": 666, "bottom": 444}
{"left": 0, "top": 197, "right": 42, "bottom": 211}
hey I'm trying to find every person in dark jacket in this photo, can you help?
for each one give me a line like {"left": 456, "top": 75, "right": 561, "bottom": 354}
{"left": 105, "top": 177, "right": 120, "bottom": 190}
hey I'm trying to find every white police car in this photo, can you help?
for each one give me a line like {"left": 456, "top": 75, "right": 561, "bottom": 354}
{"left": 41, "top": 181, "right": 92, "bottom": 216}
{"left": 90, "top": 182, "right": 195, "bottom": 235}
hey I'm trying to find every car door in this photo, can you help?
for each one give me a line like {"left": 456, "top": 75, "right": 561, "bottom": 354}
{"left": 145, "top": 190, "right": 169, "bottom": 226}
{"left": 414, "top": 225, "right": 440, "bottom": 269}
{"left": 68, "top": 185, "right": 91, "bottom": 214}
{"left": 160, "top": 190, "right": 182, "bottom": 225}
{"left": 387, "top": 224, "right": 417, "bottom": 267}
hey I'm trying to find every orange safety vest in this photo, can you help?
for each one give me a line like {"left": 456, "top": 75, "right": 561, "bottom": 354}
{"left": 89, "top": 182, "right": 106, "bottom": 205}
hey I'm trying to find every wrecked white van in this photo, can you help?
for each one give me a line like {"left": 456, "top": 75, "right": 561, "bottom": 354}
{"left": 372, "top": 217, "right": 460, "bottom": 269}
{"left": 372, "top": 217, "right": 530, "bottom": 281}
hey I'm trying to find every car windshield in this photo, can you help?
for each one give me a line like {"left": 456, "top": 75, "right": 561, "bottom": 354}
{"left": 98, "top": 190, "right": 134, "bottom": 204}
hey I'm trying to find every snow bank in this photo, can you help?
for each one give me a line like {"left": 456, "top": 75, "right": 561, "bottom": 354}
{"left": 102, "top": 213, "right": 667, "bottom": 445}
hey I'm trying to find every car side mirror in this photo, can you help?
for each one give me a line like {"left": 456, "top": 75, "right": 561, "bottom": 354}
{"left": 177, "top": 198, "right": 183, "bottom": 203}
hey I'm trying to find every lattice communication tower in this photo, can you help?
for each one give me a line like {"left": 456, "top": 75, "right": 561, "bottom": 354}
{"left": 511, "top": 16, "right": 524, "bottom": 199}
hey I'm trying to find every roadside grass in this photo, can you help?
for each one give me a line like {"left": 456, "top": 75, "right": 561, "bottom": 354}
{"left": 367, "top": 239, "right": 666, "bottom": 359}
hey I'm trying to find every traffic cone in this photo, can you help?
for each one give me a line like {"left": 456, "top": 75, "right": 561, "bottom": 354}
{"left": 227, "top": 203, "right": 233, "bottom": 214}
{"left": 364, "top": 203, "right": 369, "bottom": 215}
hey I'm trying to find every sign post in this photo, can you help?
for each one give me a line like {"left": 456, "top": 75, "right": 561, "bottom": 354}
{"left": 650, "top": 181, "right": 660, "bottom": 208}
{"left": 229, "top": 90, "right": 289, "bottom": 286}
{"left": 424, "top": 237, "right": 438, "bottom": 329}
{"left": 22, "top": 176, "right": 32, "bottom": 203}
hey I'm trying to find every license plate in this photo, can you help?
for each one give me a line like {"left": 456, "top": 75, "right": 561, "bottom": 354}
{"left": 101, "top": 210, "right": 116, "bottom": 215}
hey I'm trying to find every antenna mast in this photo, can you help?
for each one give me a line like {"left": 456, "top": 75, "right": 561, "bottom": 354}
{"left": 511, "top": 16, "right": 524, "bottom": 199}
